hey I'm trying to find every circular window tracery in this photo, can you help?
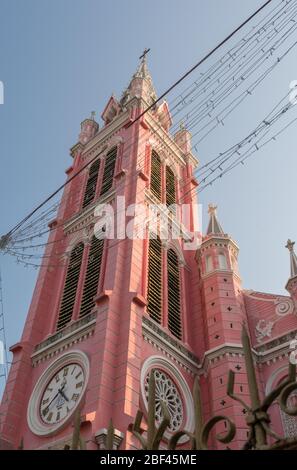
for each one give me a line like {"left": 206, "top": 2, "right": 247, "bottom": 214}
{"left": 144, "top": 369, "right": 183, "bottom": 432}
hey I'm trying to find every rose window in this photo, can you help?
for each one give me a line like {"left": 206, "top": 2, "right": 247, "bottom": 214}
{"left": 144, "top": 369, "right": 183, "bottom": 432}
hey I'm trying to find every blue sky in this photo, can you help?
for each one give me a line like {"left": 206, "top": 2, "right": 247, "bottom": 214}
{"left": 0, "top": 0, "right": 297, "bottom": 393}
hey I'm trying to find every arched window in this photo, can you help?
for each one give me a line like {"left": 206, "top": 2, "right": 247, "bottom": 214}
{"left": 167, "top": 249, "right": 182, "bottom": 340}
{"left": 281, "top": 389, "right": 297, "bottom": 438}
{"left": 83, "top": 159, "right": 100, "bottom": 208}
{"left": 100, "top": 147, "right": 117, "bottom": 196}
{"left": 57, "top": 243, "right": 84, "bottom": 331}
{"left": 166, "top": 166, "right": 176, "bottom": 207}
{"left": 218, "top": 253, "right": 228, "bottom": 270}
{"left": 231, "top": 255, "right": 239, "bottom": 273}
{"left": 147, "top": 237, "right": 162, "bottom": 324}
{"left": 150, "top": 150, "right": 161, "bottom": 201}
{"left": 205, "top": 255, "right": 213, "bottom": 273}
{"left": 80, "top": 235, "right": 104, "bottom": 318}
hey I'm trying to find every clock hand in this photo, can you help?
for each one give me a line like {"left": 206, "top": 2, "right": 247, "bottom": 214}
{"left": 42, "top": 391, "right": 60, "bottom": 415}
{"left": 58, "top": 389, "right": 69, "bottom": 402}
{"left": 42, "top": 380, "right": 67, "bottom": 415}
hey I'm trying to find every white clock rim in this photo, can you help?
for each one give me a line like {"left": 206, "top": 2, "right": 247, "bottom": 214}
{"left": 27, "top": 350, "right": 90, "bottom": 437}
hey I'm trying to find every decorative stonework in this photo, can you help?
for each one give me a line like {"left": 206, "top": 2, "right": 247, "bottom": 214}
{"left": 140, "top": 356, "right": 195, "bottom": 443}
{"left": 145, "top": 113, "right": 198, "bottom": 168}
{"left": 63, "top": 190, "right": 116, "bottom": 235}
{"left": 142, "top": 316, "right": 200, "bottom": 376}
{"left": 275, "top": 297, "right": 295, "bottom": 316}
{"left": 255, "top": 330, "right": 297, "bottom": 354}
{"left": 255, "top": 319, "right": 275, "bottom": 343}
{"left": 95, "top": 428, "right": 124, "bottom": 450}
{"left": 144, "top": 369, "right": 183, "bottom": 432}
{"left": 81, "top": 110, "right": 129, "bottom": 158}
{"left": 281, "top": 392, "right": 297, "bottom": 439}
{"left": 32, "top": 312, "right": 97, "bottom": 366}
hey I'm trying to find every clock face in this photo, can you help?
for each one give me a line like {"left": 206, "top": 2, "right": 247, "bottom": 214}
{"left": 40, "top": 363, "right": 85, "bottom": 425}
{"left": 27, "top": 350, "right": 89, "bottom": 436}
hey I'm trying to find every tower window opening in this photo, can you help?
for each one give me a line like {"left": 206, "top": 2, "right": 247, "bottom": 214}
{"left": 100, "top": 146, "right": 117, "bottom": 196}
{"left": 79, "top": 236, "right": 104, "bottom": 318}
{"left": 150, "top": 150, "right": 162, "bottom": 201}
{"left": 56, "top": 243, "right": 84, "bottom": 331}
{"left": 166, "top": 166, "right": 176, "bottom": 209}
{"left": 147, "top": 237, "right": 162, "bottom": 324}
{"left": 218, "top": 253, "right": 227, "bottom": 270}
{"left": 205, "top": 255, "right": 213, "bottom": 273}
{"left": 83, "top": 159, "right": 100, "bottom": 208}
{"left": 167, "top": 249, "right": 182, "bottom": 340}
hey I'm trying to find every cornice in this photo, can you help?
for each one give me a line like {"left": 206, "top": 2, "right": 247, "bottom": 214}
{"left": 142, "top": 315, "right": 200, "bottom": 376}
{"left": 31, "top": 312, "right": 97, "bottom": 366}
{"left": 201, "top": 343, "right": 244, "bottom": 372}
{"left": 63, "top": 190, "right": 116, "bottom": 235}
{"left": 255, "top": 329, "right": 297, "bottom": 356}
{"left": 200, "top": 235, "right": 239, "bottom": 253}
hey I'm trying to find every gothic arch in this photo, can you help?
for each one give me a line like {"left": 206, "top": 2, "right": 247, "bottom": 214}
{"left": 105, "top": 135, "right": 123, "bottom": 151}
{"left": 65, "top": 229, "right": 91, "bottom": 256}
{"left": 265, "top": 365, "right": 297, "bottom": 438}
{"left": 140, "top": 355, "right": 194, "bottom": 443}
{"left": 166, "top": 239, "right": 186, "bottom": 267}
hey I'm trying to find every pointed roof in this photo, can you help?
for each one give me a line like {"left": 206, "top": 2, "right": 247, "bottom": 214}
{"left": 286, "top": 239, "right": 297, "bottom": 279}
{"left": 121, "top": 55, "right": 157, "bottom": 106}
{"left": 206, "top": 204, "right": 224, "bottom": 235}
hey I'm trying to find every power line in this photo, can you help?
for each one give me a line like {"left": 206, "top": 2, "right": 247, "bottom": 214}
{"left": 1, "top": 0, "right": 274, "bottom": 242}
{"left": 6, "top": 0, "right": 293, "bottom": 248}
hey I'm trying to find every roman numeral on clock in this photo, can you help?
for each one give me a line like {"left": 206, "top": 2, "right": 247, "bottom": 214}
{"left": 72, "top": 393, "right": 79, "bottom": 402}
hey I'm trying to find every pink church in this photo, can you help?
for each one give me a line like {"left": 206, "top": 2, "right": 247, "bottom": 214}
{"left": 1, "top": 58, "right": 297, "bottom": 450}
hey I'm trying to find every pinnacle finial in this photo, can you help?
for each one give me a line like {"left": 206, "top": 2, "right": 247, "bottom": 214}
{"left": 208, "top": 203, "right": 218, "bottom": 216}
{"left": 206, "top": 204, "right": 224, "bottom": 235}
{"left": 286, "top": 239, "right": 295, "bottom": 252}
{"left": 286, "top": 238, "right": 297, "bottom": 279}
{"left": 179, "top": 121, "right": 186, "bottom": 131}
{"left": 90, "top": 111, "right": 96, "bottom": 120}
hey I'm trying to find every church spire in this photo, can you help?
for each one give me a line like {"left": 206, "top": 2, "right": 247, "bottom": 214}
{"left": 121, "top": 51, "right": 157, "bottom": 107}
{"left": 286, "top": 239, "right": 297, "bottom": 279}
{"left": 206, "top": 204, "right": 224, "bottom": 235}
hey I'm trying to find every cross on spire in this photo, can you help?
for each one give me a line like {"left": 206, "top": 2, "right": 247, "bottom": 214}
{"left": 286, "top": 239, "right": 295, "bottom": 252}
{"left": 139, "top": 48, "right": 150, "bottom": 61}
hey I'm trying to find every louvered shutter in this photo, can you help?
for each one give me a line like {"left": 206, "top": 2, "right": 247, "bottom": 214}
{"left": 100, "top": 147, "right": 117, "bottom": 196}
{"left": 56, "top": 243, "right": 84, "bottom": 331}
{"left": 166, "top": 166, "right": 176, "bottom": 207}
{"left": 147, "top": 237, "right": 162, "bottom": 324}
{"left": 79, "top": 236, "right": 104, "bottom": 318}
{"left": 150, "top": 151, "right": 161, "bottom": 201}
{"left": 167, "top": 249, "right": 182, "bottom": 339}
{"left": 83, "top": 159, "right": 100, "bottom": 208}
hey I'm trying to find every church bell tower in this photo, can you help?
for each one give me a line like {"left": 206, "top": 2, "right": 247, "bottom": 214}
{"left": 0, "top": 57, "right": 203, "bottom": 450}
